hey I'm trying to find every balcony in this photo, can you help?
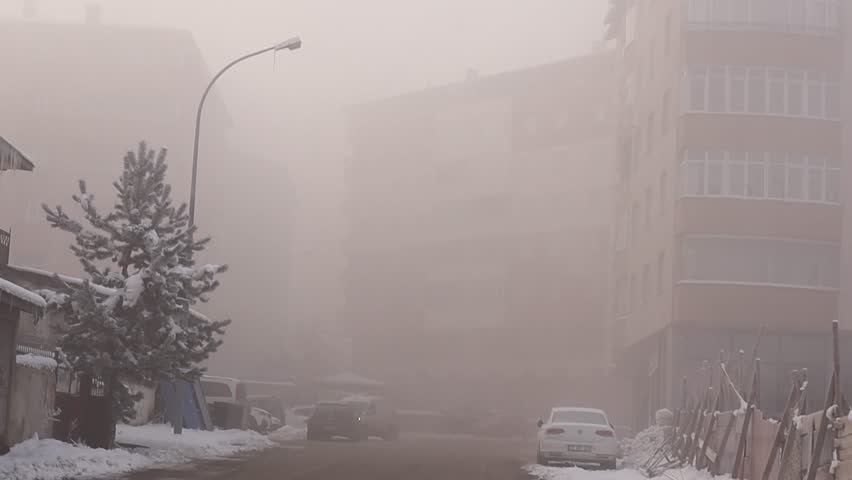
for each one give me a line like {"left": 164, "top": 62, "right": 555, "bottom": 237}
{"left": 684, "top": 0, "right": 841, "bottom": 37}
{"left": 675, "top": 281, "right": 837, "bottom": 331}
{"left": 678, "top": 148, "right": 842, "bottom": 241}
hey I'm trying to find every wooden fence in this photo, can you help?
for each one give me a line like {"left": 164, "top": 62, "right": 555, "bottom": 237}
{"left": 641, "top": 322, "right": 846, "bottom": 480}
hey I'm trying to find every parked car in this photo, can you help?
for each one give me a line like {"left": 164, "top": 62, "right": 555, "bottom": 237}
{"left": 248, "top": 394, "right": 286, "bottom": 425}
{"left": 249, "top": 406, "right": 280, "bottom": 434}
{"left": 286, "top": 405, "right": 315, "bottom": 429}
{"left": 200, "top": 376, "right": 246, "bottom": 404}
{"left": 340, "top": 395, "right": 399, "bottom": 440}
{"left": 306, "top": 402, "right": 365, "bottom": 441}
{"left": 536, "top": 407, "right": 619, "bottom": 469}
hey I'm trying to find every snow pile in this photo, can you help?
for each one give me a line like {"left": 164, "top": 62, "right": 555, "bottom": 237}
{"left": 526, "top": 465, "right": 721, "bottom": 480}
{"left": 0, "top": 425, "right": 274, "bottom": 480}
{"left": 115, "top": 424, "right": 273, "bottom": 458}
{"left": 16, "top": 354, "right": 58, "bottom": 371}
{"left": 619, "top": 425, "right": 670, "bottom": 468}
{"left": 268, "top": 426, "right": 307, "bottom": 442}
{"left": 0, "top": 438, "right": 153, "bottom": 480}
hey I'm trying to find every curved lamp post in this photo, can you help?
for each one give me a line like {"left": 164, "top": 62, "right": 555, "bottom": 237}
{"left": 188, "top": 37, "right": 302, "bottom": 226}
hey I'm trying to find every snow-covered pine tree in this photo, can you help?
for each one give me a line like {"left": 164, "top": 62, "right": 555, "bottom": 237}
{"left": 42, "top": 141, "right": 230, "bottom": 424}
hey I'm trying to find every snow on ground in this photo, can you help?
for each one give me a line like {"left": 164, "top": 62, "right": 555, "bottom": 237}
{"left": 268, "top": 426, "right": 307, "bottom": 442}
{"left": 619, "top": 425, "right": 670, "bottom": 469}
{"left": 0, "top": 424, "right": 274, "bottom": 480}
{"left": 526, "top": 465, "right": 721, "bottom": 480}
{"left": 15, "top": 353, "right": 58, "bottom": 371}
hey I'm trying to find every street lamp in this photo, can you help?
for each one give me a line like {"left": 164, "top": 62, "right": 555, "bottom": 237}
{"left": 188, "top": 37, "right": 302, "bottom": 226}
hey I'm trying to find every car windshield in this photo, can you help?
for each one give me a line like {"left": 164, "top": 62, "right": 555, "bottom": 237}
{"left": 551, "top": 410, "right": 608, "bottom": 425}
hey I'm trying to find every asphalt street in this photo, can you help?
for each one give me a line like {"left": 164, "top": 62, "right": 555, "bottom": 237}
{"left": 115, "top": 434, "right": 537, "bottom": 480}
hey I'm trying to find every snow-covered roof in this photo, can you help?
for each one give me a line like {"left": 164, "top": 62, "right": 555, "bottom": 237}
{"left": 16, "top": 353, "right": 58, "bottom": 371}
{"left": 0, "top": 276, "right": 46, "bottom": 312}
{"left": 3, "top": 265, "right": 209, "bottom": 322}
{"left": 0, "top": 136, "right": 34, "bottom": 172}
{"left": 315, "top": 372, "right": 384, "bottom": 387}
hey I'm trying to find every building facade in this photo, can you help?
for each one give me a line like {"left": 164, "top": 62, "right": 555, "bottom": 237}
{"left": 345, "top": 55, "right": 620, "bottom": 417}
{"left": 609, "top": 0, "right": 847, "bottom": 428}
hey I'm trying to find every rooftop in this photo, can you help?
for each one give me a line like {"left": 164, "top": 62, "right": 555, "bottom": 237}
{"left": 0, "top": 137, "right": 34, "bottom": 172}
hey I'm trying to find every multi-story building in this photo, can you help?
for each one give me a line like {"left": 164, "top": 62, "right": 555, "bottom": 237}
{"left": 608, "top": 0, "right": 846, "bottom": 427}
{"left": 345, "top": 54, "right": 620, "bottom": 417}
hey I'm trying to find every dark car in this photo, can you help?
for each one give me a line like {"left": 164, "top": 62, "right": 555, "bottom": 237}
{"left": 306, "top": 402, "right": 366, "bottom": 441}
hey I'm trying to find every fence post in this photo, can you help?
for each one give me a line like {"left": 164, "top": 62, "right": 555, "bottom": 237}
{"left": 761, "top": 374, "right": 803, "bottom": 480}
{"left": 805, "top": 370, "right": 836, "bottom": 480}
{"left": 732, "top": 360, "right": 760, "bottom": 479}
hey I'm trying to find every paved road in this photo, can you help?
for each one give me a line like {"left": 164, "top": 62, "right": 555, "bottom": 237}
{"left": 118, "top": 434, "right": 536, "bottom": 480}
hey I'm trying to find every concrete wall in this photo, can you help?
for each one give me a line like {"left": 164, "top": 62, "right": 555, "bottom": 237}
{"left": 7, "top": 362, "right": 56, "bottom": 445}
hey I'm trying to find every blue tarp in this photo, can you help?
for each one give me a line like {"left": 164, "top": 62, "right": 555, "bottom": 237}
{"left": 158, "top": 379, "right": 203, "bottom": 429}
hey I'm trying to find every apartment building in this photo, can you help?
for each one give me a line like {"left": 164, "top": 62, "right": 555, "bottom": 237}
{"left": 345, "top": 55, "right": 619, "bottom": 416}
{"left": 609, "top": 0, "right": 846, "bottom": 427}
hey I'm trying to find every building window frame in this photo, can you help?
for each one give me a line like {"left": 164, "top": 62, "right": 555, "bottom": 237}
{"left": 685, "top": 65, "right": 841, "bottom": 121}
{"left": 685, "top": 0, "right": 841, "bottom": 35}
{"left": 681, "top": 149, "right": 840, "bottom": 205}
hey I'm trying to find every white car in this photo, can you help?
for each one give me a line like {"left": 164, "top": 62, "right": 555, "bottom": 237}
{"left": 536, "top": 407, "right": 619, "bottom": 469}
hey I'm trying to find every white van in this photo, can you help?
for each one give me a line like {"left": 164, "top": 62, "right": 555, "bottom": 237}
{"left": 200, "top": 375, "right": 246, "bottom": 404}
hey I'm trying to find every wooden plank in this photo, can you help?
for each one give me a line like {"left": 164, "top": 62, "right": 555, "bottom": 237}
{"left": 834, "top": 321, "right": 842, "bottom": 411}
{"left": 715, "top": 412, "right": 739, "bottom": 476}
{"left": 834, "top": 459, "right": 852, "bottom": 480}
{"left": 806, "top": 370, "right": 837, "bottom": 480}
{"left": 699, "top": 390, "right": 722, "bottom": 470}
{"left": 761, "top": 377, "right": 803, "bottom": 480}
{"left": 733, "top": 364, "right": 760, "bottom": 479}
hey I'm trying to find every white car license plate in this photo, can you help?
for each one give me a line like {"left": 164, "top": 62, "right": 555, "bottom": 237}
{"left": 567, "top": 445, "right": 592, "bottom": 453}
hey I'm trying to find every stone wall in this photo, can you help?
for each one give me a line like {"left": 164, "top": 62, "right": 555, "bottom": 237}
{"left": 7, "top": 359, "right": 57, "bottom": 445}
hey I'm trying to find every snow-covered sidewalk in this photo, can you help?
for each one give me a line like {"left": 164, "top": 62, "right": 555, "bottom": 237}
{"left": 0, "top": 424, "right": 275, "bottom": 480}
{"left": 526, "top": 465, "right": 722, "bottom": 480}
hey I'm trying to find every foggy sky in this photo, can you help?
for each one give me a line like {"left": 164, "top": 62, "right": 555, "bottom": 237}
{"left": 0, "top": 0, "right": 608, "bottom": 378}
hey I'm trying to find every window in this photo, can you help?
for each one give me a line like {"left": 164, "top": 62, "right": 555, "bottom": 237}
{"left": 728, "top": 152, "right": 747, "bottom": 196}
{"left": 707, "top": 151, "right": 724, "bottom": 195}
{"left": 747, "top": 153, "right": 766, "bottom": 198}
{"left": 645, "top": 187, "right": 652, "bottom": 227}
{"left": 657, "top": 253, "right": 665, "bottom": 295}
{"left": 551, "top": 410, "right": 608, "bottom": 425}
{"left": 687, "top": 65, "right": 840, "bottom": 120}
{"left": 768, "top": 69, "right": 786, "bottom": 115}
{"left": 201, "top": 381, "right": 233, "bottom": 398}
{"left": 660, "top": 171, "right": 668, "bottom": 216}
{"left": 687, "top": 0, "right": 840, "bottom": 34}
{"left": 787, "top": 71, "right": 804, "bottom": 116}
{"left": 748, "top": 68, "right": 767, "bottom": 114}
{"left": 787, "top": 155, "right": 806, "bottom": 200}
{"left": 689, "top": 66, "right": 708, "bottom": 111}
{"left": 808, "top": 157, "right": 826, "bottom": 202}
{"left": 708, "top": 67, "right": 727, "bottom": 112}
{"left": 642, "top": 263, "right": 650, "bottom": 307}
{"left": 711, "top": 0, "right": 729, "bottom": 23}
{"left": 682, "top": 236, "right": 840, "bottom": 289}
{"left": 807, "top": 72, "right": 825, "bottom": 118}
{"left": 729, "top": 67, "right": 747, "bottom": 113}
{"left": 684, "top": 150, "right": 706, "bottom": 195}
{"left": 681, "top": 149, "right": 841, "bottom": 204}
{"left": 767, "top": 153, "right": 786, "bottom": 199}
